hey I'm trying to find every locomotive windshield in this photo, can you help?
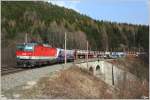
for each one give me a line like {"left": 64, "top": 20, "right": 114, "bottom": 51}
{"left": 16, "top": 43, "right": 35, "bottom": 51}
{"left": 24, "top": 45, "right": 34, "bottom": 51}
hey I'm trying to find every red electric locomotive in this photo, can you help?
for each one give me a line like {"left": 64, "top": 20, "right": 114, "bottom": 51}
{"left": 16, "top": 43, "right": 59, "bottom": 67}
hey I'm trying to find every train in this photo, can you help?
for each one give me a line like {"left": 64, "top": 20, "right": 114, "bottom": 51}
{"left": 16, "top": 43, "right": 76, "bottom": 67}
{"left": 16, "top": 42, "right": 140, "bottom": 67}
{"left": 16, "top": 42, "right": 96, "bottom": 67}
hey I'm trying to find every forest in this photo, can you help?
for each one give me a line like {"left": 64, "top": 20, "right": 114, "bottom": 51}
{"left": 1, "top": 1, "right": 149, "bottom": 66}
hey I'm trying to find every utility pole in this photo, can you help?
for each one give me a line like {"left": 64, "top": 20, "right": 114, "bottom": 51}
{"left": 133, "top": 32, "right": 136, "bottom": 53}
{"left": 64, "top": 32, "right": 67, "bottom": 64}
{"left": 138, "top": 44, "right": 140, "bottom": 53}
{"left": 74, "top": 49, "right": 77, "bottom": 64}
{"left": 25, "top": 33, "right": 28, "bottom": 43}
{"left": 112, "top": 64, "right": 114, "bottom": 85}
{"left": 86, "top": 41, "right": 88, "bottom": 68}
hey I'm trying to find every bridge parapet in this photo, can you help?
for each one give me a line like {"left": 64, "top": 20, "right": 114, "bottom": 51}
{"left": 76, "top": 60, "right": 105, "bottom": 78}
{"left": 75, "top": 59, "right": 138, "bottom": 87}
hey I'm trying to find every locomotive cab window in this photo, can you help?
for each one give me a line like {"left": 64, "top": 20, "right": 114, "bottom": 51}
{"left": 16, "top": 43, "right": 35, "bottom": 51}
{"left": 24, "top": 44, "right": 34, "bottom": 51}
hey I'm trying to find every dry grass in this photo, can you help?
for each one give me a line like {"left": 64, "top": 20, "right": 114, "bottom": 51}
{"left": 116, "top": 78, "right": 149, "bottom": 99}
{"left": 114, "top": 57, "right": 149, "bottom": 81}
{"left": 21, "top": 66, "right": 113, "bottom": 99}
{"left": 20, "top": 63, "right": 149, "bottom": 99}
{"left": 107, "top": 57, "right": 149, "bottom": 98}
{"left": 112, "top": 57, "right": 149, "bottom": 98}
{"left": 37, "top": 66, "right": 113, "bottom": 99}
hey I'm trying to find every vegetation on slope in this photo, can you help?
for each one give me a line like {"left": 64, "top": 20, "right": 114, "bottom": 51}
{"left": 1, "top": 1, "right": 149, "bottom": 66}
{"left": 2, "top": 1, "right": 149, "bottom": 50}
{"left": 115, "top": 57, "right": 149, "bottom": 81}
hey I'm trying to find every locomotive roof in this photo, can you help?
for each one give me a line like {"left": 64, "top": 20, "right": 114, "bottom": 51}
{"left": 16, "top": 43, "right": 38, "bottom": 46}
{"left": 16, "top": 43, "right": 53, "bottom": 48}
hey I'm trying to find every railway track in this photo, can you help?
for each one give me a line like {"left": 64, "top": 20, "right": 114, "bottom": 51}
{"left": 1, "top": 58, "right": 108, "bottom": 76}
{"left": 1, "top": 66, "right": 27, "bottom": 76}
{"left": 1, "top": 62, "right": 63, "bottom": 76}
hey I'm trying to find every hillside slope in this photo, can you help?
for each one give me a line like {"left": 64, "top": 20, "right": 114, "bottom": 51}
{"left": 1, "top": 1, "right": 149, "bottom": 66}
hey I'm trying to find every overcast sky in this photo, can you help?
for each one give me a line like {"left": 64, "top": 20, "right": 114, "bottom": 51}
{"left": 48, "top": 0, "right": 149, "bottom": 25}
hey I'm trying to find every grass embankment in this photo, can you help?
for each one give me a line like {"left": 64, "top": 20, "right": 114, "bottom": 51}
{"left": 21, "top": 66, "right": 113, "bottom": 99}
{"left": 116, "top": 57, "right": 149, "bottom": 81}
{"left": 108, "top": 57, "right": 149, "bottom": 98}
{"left": 20, "top": 59, "right": 149, "bottom": 99}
